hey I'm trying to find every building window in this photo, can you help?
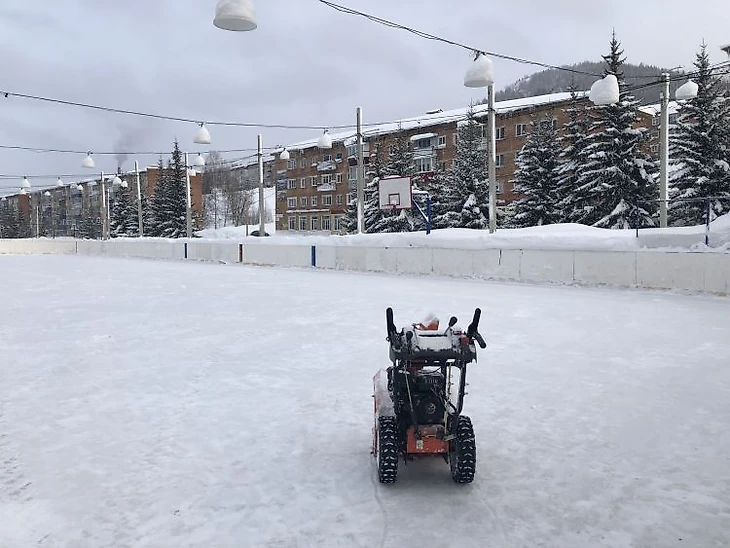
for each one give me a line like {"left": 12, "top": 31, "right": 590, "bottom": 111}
{"left": 348, "top": 166, "right": 357, "bottom": 181}
{"left": 287, "top": 198, "right": 296, "bottom": 209}
{"left": 322, "top": 216, "right": 331, "bottom": 231}
{"left": 323, "top": 154, "right": 332, "bottom": 162}
{"left": 346, "top": 144, "right": 357, "bottom": 158}
{"left": 300, "top": 178, "right": 306, "bottom": 188}
{"left": 287, "top": 160, "right": 297, "bottom": 170}
{"left": 669, "top": 114, "right": 678, "bottom": 124}
{"left": 311, "top": 176, "right": 318, "bottom": 187}
{"left": 453, "top": 133, "right": 458, "bottom": 146}
{"left": 516, "top": 123, "right": 527, "bottom": 137}
{"left": 287, "top": 179, "right": 296, "bottom": 190}
{"left": 334, "top": 215, "right": 344, "bottom": 231}
{"left": 300, "top": 158, "right": 307, "bottom": 168}
{"left": 388, "top": 145, "right": 396, "bottom": 156}
{"left": 311, "top": 157, "right": 318, "bottom": 167}
{"left": 496, "top": 180, "right": 504, "bottom": 194}
{"left": 288, "top": 216, "right": 296, "bottom": 230}
{"left": 321, "top": 174, "right": 332, "bottom": 185}
{"left": 652, "top": 116, "right": 660, "bottom": 127}
{"left": 496, "top": 127, "right": 505, "bottom": 140}
{"left": 335, "top": 152, "right": 343, "bottom": 161}
{"left": 311, "top": 196, "right": 318, "bottom": 207}
{"left": 415, "top": 157, "right": 433, "bottom": 173}
{"left": 322, "top": 195, "right": 333, "bottom": 206}
{"left": 336, "top": 194, "right": 343, "bottom": 205}
{"left": 300, "top": 196, "right": 308, "bottom": 207}
{"left": 336, "top": 173, "right": 343, "bottom": 183}
{"left": 311, "top": 216, "right": 319, "bottom": 231}
{"left": 346, "top": 193, "right": 353, "bottom": 204}
{"left": 437, "top": 135, "right": 446, "bottom": 148}
{"left": 495, "top": 154, "right": 504, "bottom": 168}
{"left": 416, "top": 138, "right": 431, "bottom": 149}
{"left": 650, "top": 144, "right": 660, "bottom": 153}
{"left": 539, "top": 118, "right": 557, "bottom": 131}
{"left": 299, "top": 216, "right": 307, "bottom": 231}
{"left": 479, "top": 124, "right": 488, "bottom": 138}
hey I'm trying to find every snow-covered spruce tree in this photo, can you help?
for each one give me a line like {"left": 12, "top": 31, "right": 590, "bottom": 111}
{"left": 147, "top": 156, "right": 167, "bottom": 236}
{"left": 669, "top": 42, "right": 730, "bottom": 225}
{"left": 554, "top": 87, "right": 590, "bottom": 222}
{"left": 110, "top": 186, "right": 139, "bottom": 237}
{"left": 150, "top": 141, "right": 188, "bottom": 238}
{"left": 509, "top": 113, "right": 562, "bottom": 227}
{"left": 433, "top": 104, "right": 489, "bottom": 229}
{"left": 572, "top": 33, "right": 658, "bottom": 228}
{"left": 17, "top": 207, "right": 31, "bottom": 238}
{"left": 343, "top": 141, "right": 389, "bottom": 234}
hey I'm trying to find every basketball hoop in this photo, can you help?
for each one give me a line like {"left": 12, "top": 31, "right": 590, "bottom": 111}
{"left": 378, "top": 176, "right": 412, "bottom": 211}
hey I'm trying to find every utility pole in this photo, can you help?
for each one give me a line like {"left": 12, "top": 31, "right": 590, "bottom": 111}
{"left": 185, "top": 153, "right": 192, "bottom": 238}
{"left": 356, "top": 107, "right": 365, "bottom": 234}
{"left": 487, "top": 83, "right": 497, "bottom": 233}
{"left": 659, "top": 72, "right": 670, "bottom": 228}
{"left": 135, "top": 161, "right": 144, "bottom": 237}
{"left": 257, "top": 134, "right": 265, "bottom": 236}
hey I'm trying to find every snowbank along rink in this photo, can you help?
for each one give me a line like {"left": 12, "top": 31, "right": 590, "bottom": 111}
{"left": 1, "top": 237, "right": 729, "bottom": 295}
{"left": 1, "top": 254, "right": 729, "bottom": 548}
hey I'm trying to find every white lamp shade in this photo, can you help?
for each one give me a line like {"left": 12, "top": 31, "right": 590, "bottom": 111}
{"left": 194, "top": 124, "right": 211, "bottom": 145}
{"left": 77, "top": 185, "right": 84, "bottom": 191}
{"left": 675, "top": 80, "right": 699, "bottom": 101}
{"left": 57, "top": 178, "right": 64, "bottom": 186}
{"left": 279, "top": 148, "right": 290, "bottom": 161}
{"left": 113, "top": 176, "right": 123, "bottom": 186}
{"left": 44, "top": 191, "right": 51, "bottom": 197}
{"left": 317, "top": 131, "right": 332, "bottom": 149}
{"left": 464, "top": 54, "right": 495, "bottom": 88}
{"left": 589, "top": 74, "right": 620, "bottom": 106}
{"left": 120, "top": 180, "right": 129, "bottom": 188}
{"left": 20, "top": 189, "right": 28, "bottom": 195}
{"left": 214, "top": 0, "right": 257, "bottom": 32}
{"left": 82, "top": 154, "right": 95, "bottom": 169}
{"left": 194, "top": 154, "right": 206, "bottom": 167}
{"left": 21, "top": 177, "right": 31, "bottom": 189}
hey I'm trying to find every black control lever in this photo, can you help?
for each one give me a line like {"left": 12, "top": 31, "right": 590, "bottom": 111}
{"left": 466, "top": 308, "right": 487, "bottom": 349}
{"left": 386, "top": 307, "right": 399, "bottom": 346}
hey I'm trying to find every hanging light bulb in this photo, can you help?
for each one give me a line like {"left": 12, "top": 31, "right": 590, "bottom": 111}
{"left": 317, "top": 130, "right": 332, "bottom": 150}
{"left": 44, "top": 191, "right": 51, "bottom": 197}
{"left": 675, "top": 80, "right": 699, "bottom": 101}
{"left": 77, "top": 184, "right": 84, "bottom": 191}
{"left": 113, "top": 176, "right": 123, "bottom": 186}
{"left": 120, "top": 180, "right": 129, "bottom": 189}
{"left": 194, "top": 153, "right": 206, "bottom": 167}
{"left": 464, "top": 52, "right": 495, "bottom": 88}
{"left": 279, "top": 148, "right": 290, "bottom": 161}
{"left": 214, "top": 0, "right": 257, "bottom": 32}
{"left": 22, "top": 176, "right": 31, "bottom": 189}
{"left": 82, "top": 152, "right": 95, "bottom": 169}
{"left": 194, "top": 123, "right": 211, "bottom": 145}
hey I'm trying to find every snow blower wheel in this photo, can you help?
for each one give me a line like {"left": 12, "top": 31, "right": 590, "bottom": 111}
{"left": 372, "top": 308, "right": 486, "bottom": 484}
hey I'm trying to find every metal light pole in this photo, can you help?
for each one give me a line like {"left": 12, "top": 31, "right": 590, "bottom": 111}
{"left": 659, "top": 72, "right": 670, "bottom": 228}
{"left": 257, "top": 134, "right": 265, "bottom": 236}
{"left": 100, "top": 172, "right": 108, "bottom": 240}
{"left": 356, "top": 106, "right": 365, "bottom": 234}
{"left": 487, "top": 84, "right": 497, "bottom": 233}
{"left": 135, "top": 160, "right": 144, "bottom": 237}
{"left": 185, "top": 152, "right": 193, "bottom": 238}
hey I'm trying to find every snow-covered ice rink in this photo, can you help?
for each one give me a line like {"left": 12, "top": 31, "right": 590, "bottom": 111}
{"left": 2, "top": 255, "right": 729, "bottom": 548}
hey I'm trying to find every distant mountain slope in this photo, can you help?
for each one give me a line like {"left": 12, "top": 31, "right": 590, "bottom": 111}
{"left": 495, "top": 61, "right": 681, "bottom": 106}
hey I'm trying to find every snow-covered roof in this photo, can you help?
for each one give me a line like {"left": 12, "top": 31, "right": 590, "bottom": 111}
{"left": 284, "top": 91, "right": 583, "bottom": 152}
{"left": 409, "top": 132, "right": 437, "bottom": 141}
{"left": 638, "top": 101, "right": 681, "bottom": 117}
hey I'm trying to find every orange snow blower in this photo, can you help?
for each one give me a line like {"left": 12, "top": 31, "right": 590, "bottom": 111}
{"left": 372, "top": 308, "right": 486, "bottom": 484}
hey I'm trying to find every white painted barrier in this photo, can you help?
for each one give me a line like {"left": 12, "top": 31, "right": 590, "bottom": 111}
{"left": 1, "top": 238, "right": 728, "bottom": 295}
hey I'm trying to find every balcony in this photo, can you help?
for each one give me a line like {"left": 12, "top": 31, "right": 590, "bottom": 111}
{"left": 317, "top": 160, "right": 337, "bottom": 172}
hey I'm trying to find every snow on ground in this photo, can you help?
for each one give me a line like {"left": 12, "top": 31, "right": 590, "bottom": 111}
{"left": 195, "top": 213, "right": 730, "bottom": 252}
{"left": 1, "top": 255, "right": 730, "bottom": 548}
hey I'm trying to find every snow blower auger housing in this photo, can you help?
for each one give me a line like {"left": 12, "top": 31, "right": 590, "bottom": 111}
{"left": 372, "top": 307, "right": 486, "bottom": 484}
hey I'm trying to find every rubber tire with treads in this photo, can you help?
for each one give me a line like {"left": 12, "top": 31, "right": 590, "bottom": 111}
{"left": 377, "top": 416, "right": 399, "bottom": 484}
{"left": 450, "top": 415, "right": 476, "bottom": 483}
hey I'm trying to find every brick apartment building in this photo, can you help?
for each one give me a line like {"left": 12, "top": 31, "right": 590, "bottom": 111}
{"left": 273, "top": 91, "right": 660, "bottom": 233}
{"left": 3, "top": 166, "right": 203, "bottom": 237}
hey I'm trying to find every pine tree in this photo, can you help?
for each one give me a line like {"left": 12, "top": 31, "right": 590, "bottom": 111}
{"left": 17, "top": 207, "right": 31, "bottom": 238}
{"left": 344, "top": 141, "right": 389, "bottom": 234}
{"left": 0, "top": 203, "right": 20, "bottom": 238}
{"left": 110, "top": 186, "right": 139, "bottom": 237}
{"left": 150, "top": 141, "right": 188, "bottom": 238}
{"left": 573, "top": 33, "right": 659, "bottom": 228}
{"left": 669, "top": 43, "right": 730, "bottom": 225}
{"left": 509, "top": 113, "right": 562, "bottom": 227}
{"left": 555, "top": 87, "right": 590, "bottom": 222}
{"left": 433, "top": 105, "right": 489, "bottom": 229}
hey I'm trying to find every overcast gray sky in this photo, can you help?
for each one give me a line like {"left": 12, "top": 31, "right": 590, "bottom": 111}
{"left": 0, "top": 0, "right": 727, "bottom": 195}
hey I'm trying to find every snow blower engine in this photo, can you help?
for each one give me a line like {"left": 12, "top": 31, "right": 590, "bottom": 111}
{"left": 372, "top": 307, "right": 486, "bottom": 484}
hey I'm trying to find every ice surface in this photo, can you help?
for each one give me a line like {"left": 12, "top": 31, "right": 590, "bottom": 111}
{"left": 2, "top": 255, "right": 730, "bottom": 547}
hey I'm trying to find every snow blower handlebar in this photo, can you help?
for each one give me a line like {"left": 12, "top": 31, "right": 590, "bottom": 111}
{"left": 466, "top": 308, "right": 487, "bottom": 349}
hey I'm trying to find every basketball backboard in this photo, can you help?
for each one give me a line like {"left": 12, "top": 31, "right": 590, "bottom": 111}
{"left": 378, "top": 176, "right": 412, "bottom": 210}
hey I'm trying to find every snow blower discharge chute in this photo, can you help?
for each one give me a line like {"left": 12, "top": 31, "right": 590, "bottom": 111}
{"left": 372, "top": 307, "right": 487, "bottom": 484}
